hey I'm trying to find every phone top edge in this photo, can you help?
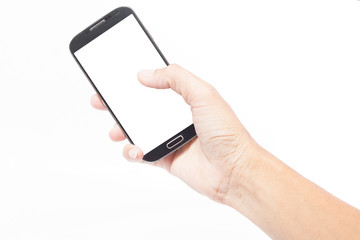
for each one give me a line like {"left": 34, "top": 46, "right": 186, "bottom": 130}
{"left": 69, "top": 7, "right": 134, "bottom": 53}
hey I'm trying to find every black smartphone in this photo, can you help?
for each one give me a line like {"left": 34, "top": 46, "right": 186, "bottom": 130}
{"left": 69, "top": 7, "right": 196, "bottom": 162}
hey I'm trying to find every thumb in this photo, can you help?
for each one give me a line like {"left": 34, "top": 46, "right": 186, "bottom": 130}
{"left": 137, "top": 64, "right": 219, "bottom": 107}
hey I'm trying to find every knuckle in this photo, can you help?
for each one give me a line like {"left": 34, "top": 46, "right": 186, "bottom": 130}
{"left": 193, "top": 83, "right": 221, "bottom": 105}
{"left": 155, "top": 64, "right": 183, "bottom": 88}
{"left": 202, "top": 83, "right": 217, "bottom": 97}
{"left": 153, "top": 67, "right": 162, "bottom": 76}
{"left": 165, "top": 64, "right": 182, "bottom": 77}
{"left": 167, "top": 63, "right": 181, "bottom": 71}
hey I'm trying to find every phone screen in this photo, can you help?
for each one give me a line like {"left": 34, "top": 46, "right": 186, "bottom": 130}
{"left": 74, "top": 14, "right": 192, "bottom": 154}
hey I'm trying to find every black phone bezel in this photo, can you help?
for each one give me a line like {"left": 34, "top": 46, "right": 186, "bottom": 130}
{"left": 69, "top": 7, "right": 196, "bottom": 162}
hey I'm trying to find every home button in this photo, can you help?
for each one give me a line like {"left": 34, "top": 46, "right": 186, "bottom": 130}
{"left": 166, "top": 135, "right": 184, "bottom": 149}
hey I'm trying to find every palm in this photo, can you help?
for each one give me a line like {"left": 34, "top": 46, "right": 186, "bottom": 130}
{"left": 157, "top": 138, "right": 226, "bottom": 202}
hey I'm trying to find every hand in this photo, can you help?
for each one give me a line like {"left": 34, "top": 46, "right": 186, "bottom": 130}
{"left": 90, "top": 64, "right": 360, "bottom": 239}
{"left": 90, "top": 64, "right": 257, "bottom": 203}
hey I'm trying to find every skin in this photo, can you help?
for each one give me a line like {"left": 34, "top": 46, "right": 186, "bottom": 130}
{"left": 90, "top": 64, "right": 360, "bottom": 239}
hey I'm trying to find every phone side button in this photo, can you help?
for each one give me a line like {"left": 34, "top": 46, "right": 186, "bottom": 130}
{"left": 166, "top": 135, "right": 184, "bottom": 149}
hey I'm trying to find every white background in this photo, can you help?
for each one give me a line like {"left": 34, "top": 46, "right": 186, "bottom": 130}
{"left": 0, "top": 0, "right": 359, "bottom": 239}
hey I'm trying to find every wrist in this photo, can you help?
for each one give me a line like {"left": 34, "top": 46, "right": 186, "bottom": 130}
{"left": 223, "top": 141, "right": 299, "bottom": 239}
{"left": 223, "top": 141, "right": 276, "bottom": 211}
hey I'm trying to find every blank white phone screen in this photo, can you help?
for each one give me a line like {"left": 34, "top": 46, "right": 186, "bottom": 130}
{"left": 75, "top": 14, "right": 192, "bottom": 153}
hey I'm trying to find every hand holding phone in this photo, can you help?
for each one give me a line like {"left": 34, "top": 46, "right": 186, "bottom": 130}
{"left": 90, "top": 63, "right": 254, "bottom": 203}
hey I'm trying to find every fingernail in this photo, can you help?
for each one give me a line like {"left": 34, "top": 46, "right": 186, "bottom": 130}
{"left": 129, "top": 149, "right": 139, "bottom": 160}
{"left": 138, "top": 70, "right": 154, "bottom": 81}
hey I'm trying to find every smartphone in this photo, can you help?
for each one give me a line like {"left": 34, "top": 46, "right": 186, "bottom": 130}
{"left": 69, "top": 7, "right": 196, "bottom": 162}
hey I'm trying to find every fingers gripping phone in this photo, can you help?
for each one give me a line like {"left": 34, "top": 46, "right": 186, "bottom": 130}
{"left": 70, "top": 7, "right": 196, "bottom": 162}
